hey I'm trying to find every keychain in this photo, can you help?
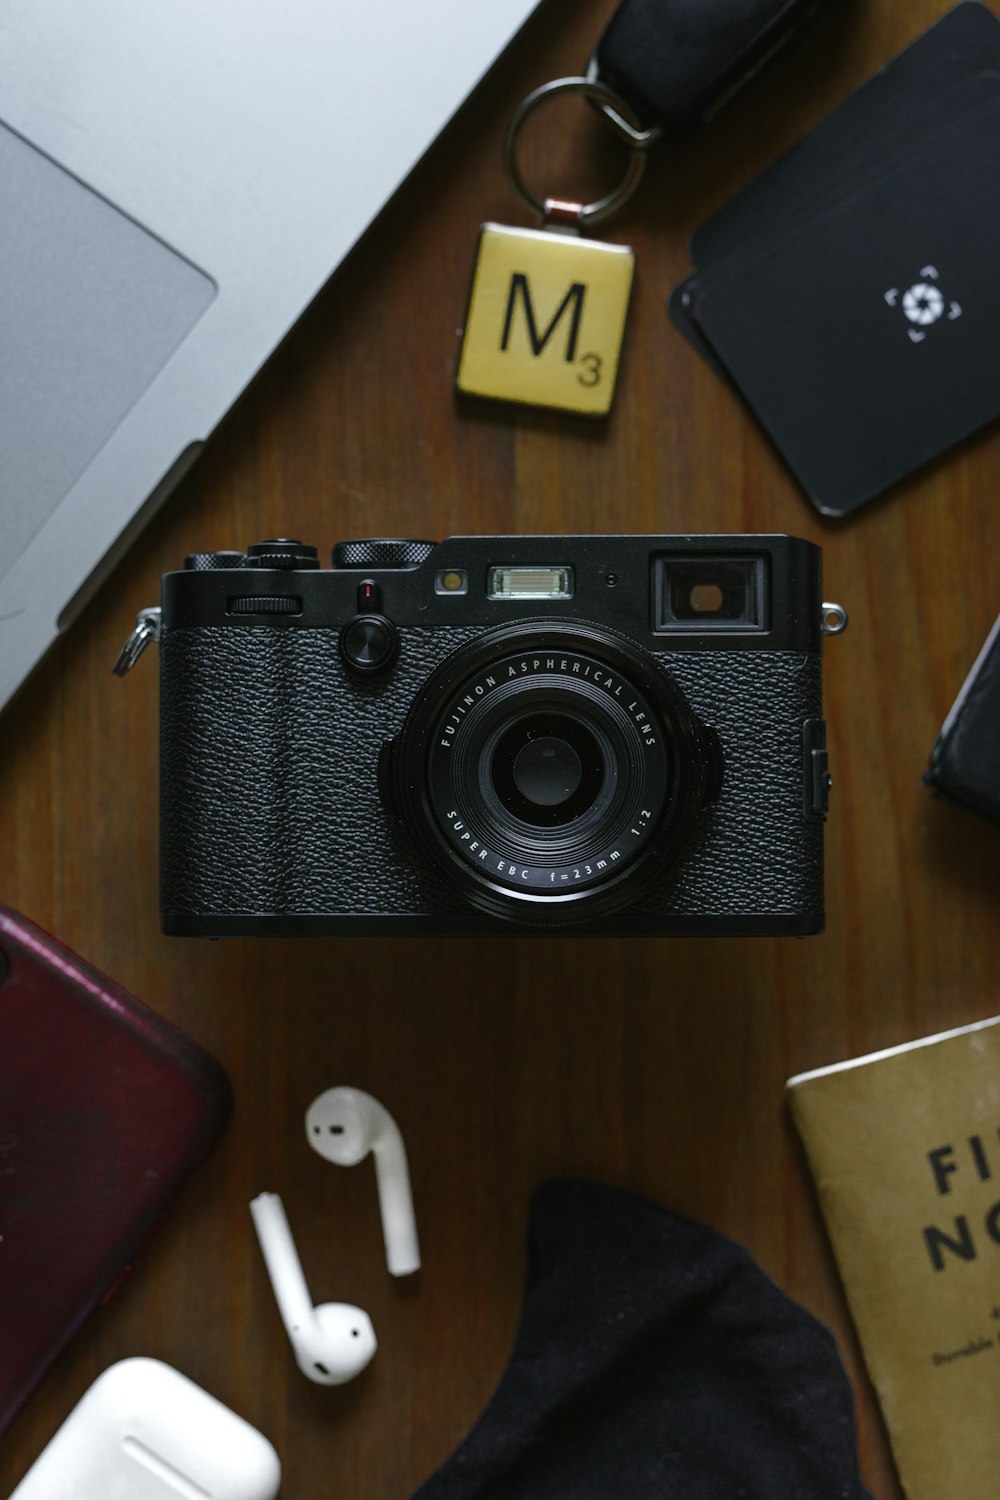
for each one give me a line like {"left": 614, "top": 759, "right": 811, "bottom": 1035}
{"left": 455, "top": 0, "right": 830, "bottom": 418}
{"left": 455, "top": 77, "right": 653, "bottom": 419}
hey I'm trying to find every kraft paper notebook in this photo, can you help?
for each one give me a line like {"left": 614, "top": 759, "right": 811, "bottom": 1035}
{"left": 787, "top": 1016, "right": 1000, "bottom": 1500}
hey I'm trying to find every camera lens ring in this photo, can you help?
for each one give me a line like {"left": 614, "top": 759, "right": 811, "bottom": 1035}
{"left": 433, "top": 677, "right": 666, "bottom": 873}
{"left": 385, "top": 620, "right": 721, "bottom": 924}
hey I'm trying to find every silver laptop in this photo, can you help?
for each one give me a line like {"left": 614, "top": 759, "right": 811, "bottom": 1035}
{"left": 0, "top": 0, "right": 540, "bottom": 714}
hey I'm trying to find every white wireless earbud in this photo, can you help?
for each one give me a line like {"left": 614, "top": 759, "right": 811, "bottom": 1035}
{"left": 305, "top": 1087, "right": 421, "bottom": 1277}
{"left": 249, "top": 1192, "right": 377, "bottom": 1386}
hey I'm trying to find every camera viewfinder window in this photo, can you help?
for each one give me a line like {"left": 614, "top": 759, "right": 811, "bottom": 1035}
{"left": 653, "top": 556, "right": 769, "bottom": 633}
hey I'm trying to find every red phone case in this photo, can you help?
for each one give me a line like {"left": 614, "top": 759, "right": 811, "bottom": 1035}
{"left": 0, "top": 907, "right": 232, "bottom": 1436}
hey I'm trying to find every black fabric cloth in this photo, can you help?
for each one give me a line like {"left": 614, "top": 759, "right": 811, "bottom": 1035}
{"left": 411, "top": 1180, "right": 871, "bottom": 1499}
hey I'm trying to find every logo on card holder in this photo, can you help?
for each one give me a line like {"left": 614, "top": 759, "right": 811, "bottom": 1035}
{"left": 884, "top": 265, "right": 962, "bottom": 343}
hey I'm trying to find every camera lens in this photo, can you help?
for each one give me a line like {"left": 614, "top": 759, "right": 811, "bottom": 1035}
{"left": 384, "top": 622, "right": 722, "bottom": 924}
{"left": 512, "top": 733, "right": 582, "bottom": 806}
{"left": 491, "top": 714, "right": 603, "bottom": 826}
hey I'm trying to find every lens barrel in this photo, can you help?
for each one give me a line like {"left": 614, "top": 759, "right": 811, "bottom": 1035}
{"left": 384, "top": 622, "right": 722, "bottom": 924}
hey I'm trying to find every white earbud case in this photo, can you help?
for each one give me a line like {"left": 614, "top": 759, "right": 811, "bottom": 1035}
{"left": 8, "top": 1358, "right": 281, "bottom": 1499}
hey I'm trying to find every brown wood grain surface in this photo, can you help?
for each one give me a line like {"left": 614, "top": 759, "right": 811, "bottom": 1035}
{"left": 2, "top": 1, "right": 998, "bottom": 1495}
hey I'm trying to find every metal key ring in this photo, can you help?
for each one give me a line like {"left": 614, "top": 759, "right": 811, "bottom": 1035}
{"left": 502, "top": 77, "right": 648, "bottom": 227}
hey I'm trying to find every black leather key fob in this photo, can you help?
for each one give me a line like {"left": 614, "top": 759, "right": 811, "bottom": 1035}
{"left": 592, "top": 0, "right": 828, "bottom": 132}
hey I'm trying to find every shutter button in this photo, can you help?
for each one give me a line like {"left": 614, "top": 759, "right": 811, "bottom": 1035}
{"left": 339, "top": 614, "right": 399, "bottom": 674}
{"left": 339, "top": 579, "right": 398, "bottom": 672}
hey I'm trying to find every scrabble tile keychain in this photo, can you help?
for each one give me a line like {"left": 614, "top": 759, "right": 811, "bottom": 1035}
{"left": 455, "top": 76, "right": 654, "bottom": 419}
{"left": 455, "top": 0, "right": 831, "bottom": 418}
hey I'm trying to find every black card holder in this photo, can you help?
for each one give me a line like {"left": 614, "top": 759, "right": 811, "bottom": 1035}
{"left": 690, "top": 2, "right": 1000, "bottom": 262}
{"left": 668, "top": 4, "right": 1000, "bottom": 519}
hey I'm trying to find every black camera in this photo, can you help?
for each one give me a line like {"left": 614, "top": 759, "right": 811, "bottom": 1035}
{"left": 132, "top": 534, "right": 843, "bottom": 937}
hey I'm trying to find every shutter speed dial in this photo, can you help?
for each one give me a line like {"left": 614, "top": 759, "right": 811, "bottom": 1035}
{"left": 332, "top": 539, "right": 435, "bottom": 569}
{"left": 184, "top": 551, "right": 247, "bottom": 571}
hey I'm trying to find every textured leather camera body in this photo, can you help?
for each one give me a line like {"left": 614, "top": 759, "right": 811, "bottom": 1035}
{"left": 157, "top": 535, "right": 831, "bottom": 937}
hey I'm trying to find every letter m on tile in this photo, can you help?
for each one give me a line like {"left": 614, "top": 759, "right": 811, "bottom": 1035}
{"left": 500, "top": 274, "right": 586, "bottom": 362}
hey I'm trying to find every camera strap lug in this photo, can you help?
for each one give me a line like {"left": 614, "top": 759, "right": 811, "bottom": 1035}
{"left": 820, "top": 601, "right": 848, "bottom": 636}
{"left": 112, "top": 606, "right": 161, "bottom": 676}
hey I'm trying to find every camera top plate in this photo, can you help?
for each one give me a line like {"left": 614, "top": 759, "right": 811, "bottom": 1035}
{"left": 162, "top": 534, "right": 824, "bottom": 656}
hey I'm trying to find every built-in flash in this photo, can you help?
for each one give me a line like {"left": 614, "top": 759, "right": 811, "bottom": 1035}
{"left": 488, "top": 566, "right": 574, "bottom": 601}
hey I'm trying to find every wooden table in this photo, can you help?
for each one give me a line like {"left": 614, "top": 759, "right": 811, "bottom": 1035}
{"left": 2, "top": 2, "right": 998, "bottom": 1494}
